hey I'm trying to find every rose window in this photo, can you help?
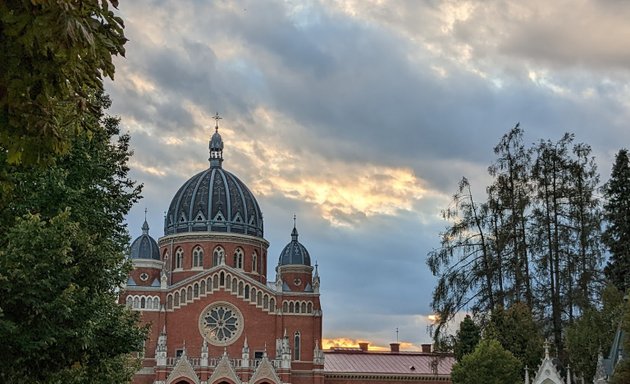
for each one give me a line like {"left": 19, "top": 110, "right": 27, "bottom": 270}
{"left": 198, "top": 302, "right": 243, "bottom": 346}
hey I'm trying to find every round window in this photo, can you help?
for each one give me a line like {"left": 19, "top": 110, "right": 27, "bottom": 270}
{"left": 199, "top": 302, "right": 244, "bottom": 346}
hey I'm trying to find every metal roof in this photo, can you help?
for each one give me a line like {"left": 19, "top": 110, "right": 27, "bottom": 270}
{"left": 323, "top": 351, "right": 455, "bottom": 376}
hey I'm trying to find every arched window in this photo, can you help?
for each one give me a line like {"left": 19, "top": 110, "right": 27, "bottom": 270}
{"left": 194, "top": 283, "right": 199, "bottom": 298}
{"left": 153, "top": 297, "right": 160, "bottom": 310}
{"left": 251, "top": 288, "right": 257, "bottom": 302}
{"left": 307, "top": 302, "right": 312, "bottom": 313}
{"left": 283, "top": 301, "right": 288, "bottom": 313}
{"left": 231, "top": 278, "right": 237, "bottom": 293}
{"left": 174, "top": 292, "right": 180, "bottom": 306}
{"left": 252, "top": 252, "right": 258, "bottom": 273}
{"left": 175, "top": 247, "right": 184, "bottom": 269}
{"left": 263, "top": 295, "right": 269, "bottom": 309}
{"left": 289, "top": 302, "right": 294, "bottom": 313}
{"left": 200, "top": 280, "right": 206, "bottom": 295}
{"left": 270, "top": 298, "right": 275, "bottom": 311}
{"left": 220, "top": 271, "right": 225, "bottom": 286}
{"left": 233, "top": 248, "right": 244, "bottom": 269}
{"left": 238, "top": 281, "right": 244, "bottom": 296}
{"left": 180, "top": 288, "right": 186, "bottom": 303}
{"left": 301, "top": 302, "right": 306, "bottom": 313}
{"left": 244, "top": 285, "right": 250, "bottom": 299}
{"left": 167, "top": 294, "right": 173, "bottom": 309}
{"left": 257, "top": 291, "right": 262, "bottom": 306}
{"left": 213, "top": 246, "right": 225, "bottom": 266}
{"left": 192, "top": 246, "right": 204, "bottom": 268}
{"left": 126, "top": 296, "right": 133, "bottom": 307}
{"left": 294, "top": 332, "right": 301, "bottom": 361}
{"left": 294, "top": 301, "right": 300, "bottom": 313}
{"left": 187, "top": 286, "right": 193, "bottom": 300}
{"left": 133, "top": 297, "right": 139, "bottom": 309}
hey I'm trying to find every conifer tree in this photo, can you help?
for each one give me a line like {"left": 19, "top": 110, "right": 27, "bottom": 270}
{"left": 602, "top": 149, "right": 630, "bottom": 293}
{"left": 453, "top": 315, "right": 481, "bottom": 361}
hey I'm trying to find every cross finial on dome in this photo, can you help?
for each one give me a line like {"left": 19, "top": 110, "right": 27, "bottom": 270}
{"left": 142, "top": 208, "right": 150, "bottom": 235}
{"left": 213, "top": 112, "right": 222, "bottom": 133}
{"left": 291, "top": 214, "right": 299, "bottom": 241}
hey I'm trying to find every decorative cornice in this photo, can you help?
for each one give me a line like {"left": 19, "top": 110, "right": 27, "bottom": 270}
{"left": 159, "top": 232, "right": 269, "bottom": 248}
{"left": 132, "top": 259, "right": 164, "bottom": 269}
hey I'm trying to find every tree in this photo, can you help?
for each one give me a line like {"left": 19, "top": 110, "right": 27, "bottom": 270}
{"left": 0, "top": 94, "right": 147, "bottom": 383}
{"left": 427, "top": 177, "right": 496, "bottom": 337}
{"left": 566, "top": 285, "right": 624, "bottom": 382}
{"left": 602, "top": 149, "right": 630, "bottom": 292}
{"left": 487, "top": 125, "right": 533, "bottom": 307}
{"left": 0, "top": 0, "right": 126, "bottom": 165}
{"left": 451, "top": 338, "right": 522, "bottom": 384}
{"left": 453, "top": 315, "right": 481, "bottom": 361}
{"left": 486, "top": 302, "right": 544, "bottom": 372}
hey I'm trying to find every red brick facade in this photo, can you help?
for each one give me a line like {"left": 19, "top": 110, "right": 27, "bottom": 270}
{"left": 122, "top": 126, "right": 452, "bottom": 384}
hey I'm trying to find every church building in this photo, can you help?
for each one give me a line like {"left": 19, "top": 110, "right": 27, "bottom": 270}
{"left": 121, "top": 116, "right": 454, "bottom": 384}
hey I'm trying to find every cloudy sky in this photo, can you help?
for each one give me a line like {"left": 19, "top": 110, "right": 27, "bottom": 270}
{"left": 105, "top": 0, "right": 630, "bottom": 351}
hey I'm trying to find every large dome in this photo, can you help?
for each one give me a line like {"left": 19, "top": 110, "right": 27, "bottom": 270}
{"left": 164, "top": 119, "right": 263, "bottom": 237}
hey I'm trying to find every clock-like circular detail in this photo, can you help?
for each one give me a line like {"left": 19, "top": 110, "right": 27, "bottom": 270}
{"left": 198, "top": 301, "right": 243, "bottom": 346}
{"left": 139, "top": 272, "right": 149, "bottom": 281}
{"left": 294, "top": 278, "right": 302, "bottom": 286}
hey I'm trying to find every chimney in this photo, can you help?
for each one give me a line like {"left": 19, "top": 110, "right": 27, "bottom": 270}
{"left": 421, "top": 344, "right": 432, "bottom": 353}
{"left": 390, "top": 343, "right": 400, "bottom": 353}
{"left": 358, "top": 342, "right": 369, "bottom": 352}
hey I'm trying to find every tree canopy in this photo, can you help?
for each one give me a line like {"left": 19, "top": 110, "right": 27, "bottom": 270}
{"left": 451, "top": 338, "right": 522, "bottom": 384}
{"left": 0, "top": 0, "right": 126, "bottom": 165}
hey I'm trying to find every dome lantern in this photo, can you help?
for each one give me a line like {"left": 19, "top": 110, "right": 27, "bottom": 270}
{"left": 209, "top": 112, "right": 224, "bottom": 168}
{"left": 130, "top": 214, "right": 160, "bottom": 260}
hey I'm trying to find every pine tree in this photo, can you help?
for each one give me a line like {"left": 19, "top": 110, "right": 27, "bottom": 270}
{"left": 453, "top": 315, "right": 481, "bottom": 361}
{"left": 602, "top": 149, "right": 630, "bottom": 293}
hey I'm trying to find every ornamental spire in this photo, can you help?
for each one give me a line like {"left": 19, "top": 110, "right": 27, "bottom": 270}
{"left": 209, "top": 112, "right": 224, "bottom": 168}
{"left": 291, "top": 214, "right": 299, "bottom": 241}
{"left": 142, "top": 208, "right": 150, "bottom": 235}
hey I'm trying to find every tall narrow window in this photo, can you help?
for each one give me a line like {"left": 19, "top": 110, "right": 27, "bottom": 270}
{"left": 175, "top": 248, "right": 184, "bottom": 269}
{"left": 233, "top": 248, "right": 244, "bottom": 269}
{"left": 192, "top": 246, "right": 204, "bottom": 268}
{"left": 252, "top": 252, "right": 258, "bottom": 273}
{"left": 294, "top": 332, "right": 301, "bottom": 361}
{"left": 213, "top": 246, "right": 224, "bottom": 266}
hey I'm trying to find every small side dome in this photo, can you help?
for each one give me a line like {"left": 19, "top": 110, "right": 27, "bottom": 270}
{"left": 130, "top": 219, "right": 160, "bottom": 260}
{"left": 278, "top": 224, "right": 311, "bottom": 266}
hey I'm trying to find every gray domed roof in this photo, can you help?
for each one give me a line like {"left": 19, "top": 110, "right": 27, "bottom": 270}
{"left": 164, "top": 115, "right": 264, "bottom": 237}
{"left": 278, "top": 225, "right": 311, "bottom": 266}
{"left": 165, "top": 167, "right": 264, "bottom": 237}
{"left": 130, "top": 220, "right": 160, "bottom": 260}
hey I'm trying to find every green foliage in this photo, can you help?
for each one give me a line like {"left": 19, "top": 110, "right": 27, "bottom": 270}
{"left": 566, "top": 285, "right": 624, "bottom": 382}
{"left": 0, "top": 0, "right": 126, "bottom": 165}
{"left": 0, "top": 94, "right": 147, "bottom": 383}
{"left": 427, "top": 125, "right": 603, "bottom": 361}
{"left": 486, "top": 302, "right": 543, "bottom": 372}
{"left": 451, "top": 338, "right": 522, "bottom": 384}
{"left": 454, "top": 315, "right": 481, "bottom": 361}
{"left": 602, "top": 149, "right": 630, "bottom": 292}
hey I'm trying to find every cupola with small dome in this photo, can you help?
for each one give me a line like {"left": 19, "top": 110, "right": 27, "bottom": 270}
{"left": 278, "top": 221, "right": 311, "bottom": 267}
{"left": 164, "top": 113, "right": 264, "bottom": 237}
{"left": 277, "top": 217, "right": 315, "bottom": 293}
{"left": 129, "top": 214, "right": 160, "bottom": 260}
